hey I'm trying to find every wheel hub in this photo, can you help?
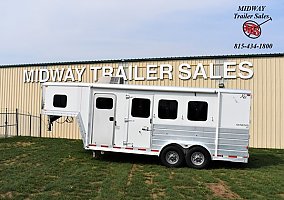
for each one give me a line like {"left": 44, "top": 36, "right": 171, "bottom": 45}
{"left": 166, "top": 151, "right": 179, "bottom": 165}
{"left": 191, "top": 152, "right": 205, "bottom": 166}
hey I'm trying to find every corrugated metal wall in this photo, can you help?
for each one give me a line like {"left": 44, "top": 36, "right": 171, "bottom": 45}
{"left": 0, "top": 55, "right": 283, "bottom": 148}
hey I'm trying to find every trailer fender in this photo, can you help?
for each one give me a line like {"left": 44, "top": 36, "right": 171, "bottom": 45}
{"left": 158, "top": 143, "right": 186, "bottom": 157}
{"left": 185, "top": 143, "right": 212, "bottom": 159}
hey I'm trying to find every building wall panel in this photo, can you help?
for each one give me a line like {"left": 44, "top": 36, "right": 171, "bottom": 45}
{"left": 0, "top": 55, "right": 283, "bottom": 148}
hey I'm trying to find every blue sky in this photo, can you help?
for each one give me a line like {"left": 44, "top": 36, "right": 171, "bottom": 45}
{"left": 0, "top": 0, "right": 283, "bottom": 65}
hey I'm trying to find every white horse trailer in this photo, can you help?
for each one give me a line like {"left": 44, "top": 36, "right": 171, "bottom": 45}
{"left": 41, "top": 82, "right": 251, "bottom": 168}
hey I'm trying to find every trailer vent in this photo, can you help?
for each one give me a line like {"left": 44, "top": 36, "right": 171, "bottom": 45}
{"left": 97, "top": 76, "right": 124, "bottom": 84}
{"left": 110, "top": 77, "right": 124, "bottom": 84}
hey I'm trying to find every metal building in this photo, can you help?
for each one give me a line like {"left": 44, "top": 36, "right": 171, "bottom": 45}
{"left": 0, "top": 53, "right": 283, "bottom": 149}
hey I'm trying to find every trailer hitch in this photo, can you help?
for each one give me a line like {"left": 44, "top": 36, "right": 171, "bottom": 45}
{"left": 47, "top": 115, "right": 61, "bottom": 131}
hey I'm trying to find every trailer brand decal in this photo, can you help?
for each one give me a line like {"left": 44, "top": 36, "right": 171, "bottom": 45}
{"left": 236, "top": 123, "right": 249, "bottom": 127}
{"left": 23, "top": 61, "right": 253, "bottom": 83}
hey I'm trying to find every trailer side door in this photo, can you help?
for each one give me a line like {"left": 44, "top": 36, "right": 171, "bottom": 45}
{"left": 126, "top": 94, "right": 153, "bottom": 148}
{"left": 91, "top": 93, "right": 116, "bottom": 146}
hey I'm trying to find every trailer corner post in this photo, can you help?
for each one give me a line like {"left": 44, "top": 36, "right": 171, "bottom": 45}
{"left": 214, "top": 91, "right": 221, "bottom": 157}
{"left": 76, "top": 113, "right": 87, "bottom": 147}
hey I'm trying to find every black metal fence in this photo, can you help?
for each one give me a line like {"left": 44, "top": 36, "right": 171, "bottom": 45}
{"left": 0, "top": 108, "right": 42, "bottom": 138}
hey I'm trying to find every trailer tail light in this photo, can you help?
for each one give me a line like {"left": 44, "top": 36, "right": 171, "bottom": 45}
{"left": 228, "top": 155, "right": 238, "bottom": 158}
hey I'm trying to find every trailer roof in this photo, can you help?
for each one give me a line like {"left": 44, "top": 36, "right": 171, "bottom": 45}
{"left": 43, "top": 82, "right": 251, "bottom": 94}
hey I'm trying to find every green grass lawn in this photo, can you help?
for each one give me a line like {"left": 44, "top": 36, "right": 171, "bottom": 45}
{"left": 0, "top": 137, "right": 283, "bottom": 200}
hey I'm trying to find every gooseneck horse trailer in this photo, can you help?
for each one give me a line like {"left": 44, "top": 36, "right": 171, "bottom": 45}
{"left": 41, "top": 81, "right": 251, "bottom": 168}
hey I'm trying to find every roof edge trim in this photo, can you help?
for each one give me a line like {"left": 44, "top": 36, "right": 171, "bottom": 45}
{"left": 1, "top": 53, "right": 283, "bottom": 68}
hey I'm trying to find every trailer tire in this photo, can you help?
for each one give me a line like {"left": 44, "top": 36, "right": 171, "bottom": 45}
{"left": 92, "top": 150, "right": 101, "bottom": 158}
{"left": 185, "top": 147, "right": 210, "bottom": 169}
{"left": 160, "top": 145, "right": 184, "bottom": 168}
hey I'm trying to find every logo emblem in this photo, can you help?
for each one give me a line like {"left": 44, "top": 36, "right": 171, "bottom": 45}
{"left": 242, "top": 17, "right": 272, "bottom": 39}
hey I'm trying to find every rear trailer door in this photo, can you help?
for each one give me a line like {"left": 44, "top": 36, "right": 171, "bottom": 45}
{"left": 217, "top": 93, "right": 251, "bottom": 161}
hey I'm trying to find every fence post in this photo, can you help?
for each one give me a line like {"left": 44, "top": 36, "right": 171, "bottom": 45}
{"left": 16, "top": 108, "right": 19, "bottom": 137}
{"left": 29, "top": 114, "right": 32, "bottom": 137}
{"left": 5, "top": 108, "right": 8, "bottom": 138}
{"left": 39, "top": 114, "right": 42, "bottom": 137}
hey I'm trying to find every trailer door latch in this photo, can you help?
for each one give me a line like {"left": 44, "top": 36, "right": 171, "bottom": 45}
{"left": 142, "top": 127, "right": 151, "bottom": 131}
{"left": 126, "top": 95, "right": 132, "bottom": 99}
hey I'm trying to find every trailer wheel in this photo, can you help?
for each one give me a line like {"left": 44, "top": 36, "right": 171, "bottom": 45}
{"left": 160, "top": 145, "right": 184, "bottom": 167}
{"left": 186, "top": 147, "right": 210, "bottom": 169}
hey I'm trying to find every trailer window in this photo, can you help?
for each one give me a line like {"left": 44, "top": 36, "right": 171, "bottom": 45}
{"left": 96, "top": 97, "right": 113, "bottom": 109}
{"left": 53, "top": 95, "right": 67, "bottom": 108}
{"left": 187, "top": 101, "right": 208, "bottom": 121}
{"left": 131, "top": 98, "right": 150, "bottom": 118}
{"left": 158, "top": 100, "right": 178, "bottom": 119}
